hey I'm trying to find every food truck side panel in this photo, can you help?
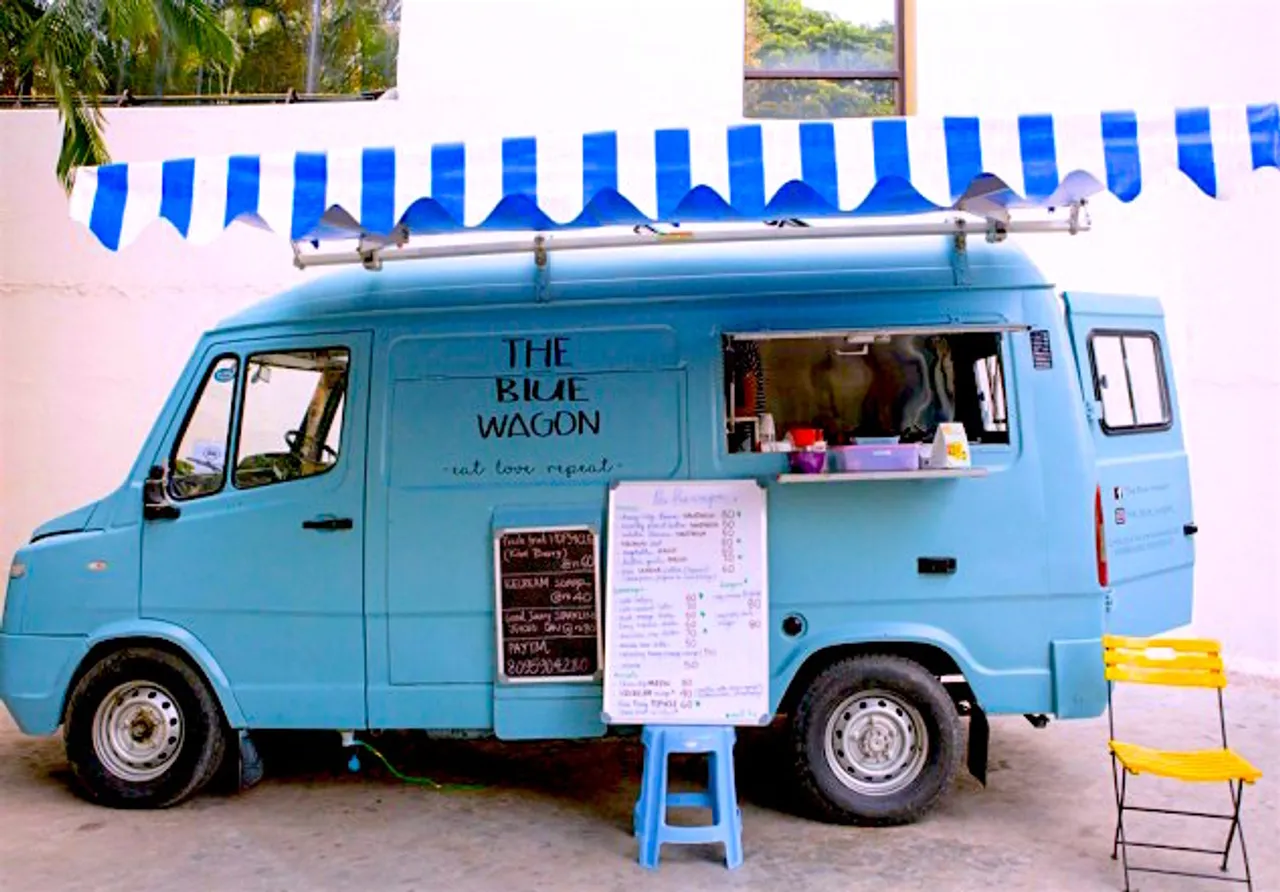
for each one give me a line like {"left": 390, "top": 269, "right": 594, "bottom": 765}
{"left": 1063, "top": 293, "right": 1195, "bottom": 638}
{"left": 1, "top": 239, "right": 1149, "bottom": 743}
{"left": 366, "top": 323, "right": 688, "bottom": 733}
{"left": 684, "top": 286, "right": 1104, "bottom": 721}
{"left": 362, "top": 280, "right": 1108, "bottom": 735}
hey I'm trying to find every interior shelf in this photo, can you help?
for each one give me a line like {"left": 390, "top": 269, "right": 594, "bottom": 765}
{"left": 776, "top": 468, "right": 990, "bottom": 484}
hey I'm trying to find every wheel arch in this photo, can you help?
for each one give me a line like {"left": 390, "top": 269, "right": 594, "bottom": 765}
{"left": 775, "top": 629, "right": 980, "bottom": 718}
{"left": 62, "top": 621, "right": 246, "bottom": 728}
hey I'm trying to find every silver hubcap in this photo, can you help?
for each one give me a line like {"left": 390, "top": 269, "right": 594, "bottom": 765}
{"left": 91, "top": 682, "right": 184, "bottom": 782}
{"left": 824, "top": 689, "right": 928, "bottom": 797}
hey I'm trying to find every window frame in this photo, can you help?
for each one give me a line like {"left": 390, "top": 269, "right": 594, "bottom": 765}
{"left": 743, "top": 0, "right": 912, "bottom": 118}
{"left": 231, "top": 346, "right": 352, "bottom": 492}
{"left": 719, "top": 324, "right": 1019, "bottom": 454}
{"left": 168, "top": 353, "right": 241, "bottom": 502}
{"left": 974, "top": 350, "right": 1009, "bottom": 435}
{"left": 1087, "top": 329, "right": 1174, "bottom": 435}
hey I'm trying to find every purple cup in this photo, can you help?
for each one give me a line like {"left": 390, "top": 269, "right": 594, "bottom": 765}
{"left": 788, "top": 450, "right": 827, "bottom": 474}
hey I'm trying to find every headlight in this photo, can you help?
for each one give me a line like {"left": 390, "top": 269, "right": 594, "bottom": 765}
{"left": 8, "top": 560, "right": 26, "bottom": 580}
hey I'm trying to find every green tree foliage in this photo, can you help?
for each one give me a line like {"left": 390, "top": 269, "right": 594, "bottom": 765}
{"left": 1, "top": 1, "right": 397, "bottom": 188}
{"left": 2, "top": 0, "right": 238, "bottom": 188}
{"left": 0, "top": 1, "right": 36, "bottom": 96}
{"left": 95, "top": 1, "right": 397, "bottom": 95}
{"left": 745, "top": 0, "right": 898, "bottom": 119}
{"left": 745, "top": 77, "right": 895, "bottom": 119}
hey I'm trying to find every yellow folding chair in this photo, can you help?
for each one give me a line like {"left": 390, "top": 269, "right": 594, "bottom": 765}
{"left": 1104, "top": 635, "right": 1262, "bottom": 890}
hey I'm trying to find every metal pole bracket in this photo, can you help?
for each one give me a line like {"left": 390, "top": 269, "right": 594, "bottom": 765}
{"left": 950, "top": 219, "right": 971, "bottom": 286}
{"left": 533, "top": 234, "right": 551, "bottom": 302}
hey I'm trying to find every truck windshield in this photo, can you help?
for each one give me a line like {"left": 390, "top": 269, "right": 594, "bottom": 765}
{"left": 234, "top": 348, "right": 349, "bottom": 490}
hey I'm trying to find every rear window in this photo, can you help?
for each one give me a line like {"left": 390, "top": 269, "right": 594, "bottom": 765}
{"left": 1089, "top": 331, "right": 1171, "bottom": 432}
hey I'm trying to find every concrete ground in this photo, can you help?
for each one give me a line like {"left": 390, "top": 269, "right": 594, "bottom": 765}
{"left": 1, "top": 680, "right": 1276, "bottom": 892}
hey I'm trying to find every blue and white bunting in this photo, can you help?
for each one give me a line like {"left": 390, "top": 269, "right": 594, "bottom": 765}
{"left": 68, "top": 103, "right": 1280, "bottom": 251}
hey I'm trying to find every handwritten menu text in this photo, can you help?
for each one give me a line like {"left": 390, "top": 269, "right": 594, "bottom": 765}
{"left": 496, "top": 527, "right": 601, "bottom": 682}
{"left": 603, "top": 481, "right": 769, "bottom": 725}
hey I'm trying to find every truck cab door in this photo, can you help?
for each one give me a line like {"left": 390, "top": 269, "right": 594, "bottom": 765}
{"left": 1064, "top": 293, "right": 1194, "bottom": 635}
{"left": 141, "top": 333, "right": 371, "bottom": 728}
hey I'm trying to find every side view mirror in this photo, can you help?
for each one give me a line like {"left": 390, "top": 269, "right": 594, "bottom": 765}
{"left": 143, "top": 465, "right": 181, "bottom": 521}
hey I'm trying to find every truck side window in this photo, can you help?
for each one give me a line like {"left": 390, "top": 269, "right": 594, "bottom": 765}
{"left": 234, "top": 348, "right": 350, "bottom": 490}
{"left": 170, "top": 355, "right": 239, "bottom": 500}
{"left": 1089, "top": 332, "right": 1170, "bottom": 432}
{"left": 723, "top": 332, "right": 1010, "bottom": 453}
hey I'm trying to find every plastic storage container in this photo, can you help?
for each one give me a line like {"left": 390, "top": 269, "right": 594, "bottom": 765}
{"left": 789, "top": 427, "right": 821, "bottom": 448}
{"left": 830, "top": 443, "right": 919, "bottom": 473}
{"left": 788, "top": 450, "right": 827, "bottom": 474}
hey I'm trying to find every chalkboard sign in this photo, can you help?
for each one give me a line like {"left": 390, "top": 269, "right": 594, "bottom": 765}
{"left": 603, "top": 480, "right": 770, "bottom": 726}
{"left": 494, "top": 526, "right": 602, "bottom": 683}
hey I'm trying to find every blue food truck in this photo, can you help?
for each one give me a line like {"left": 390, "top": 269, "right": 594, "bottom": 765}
{"left": 4, "top": 106, "right": 1272, "bottom": 820}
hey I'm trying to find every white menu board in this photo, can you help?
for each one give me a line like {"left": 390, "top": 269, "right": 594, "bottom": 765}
{"left": 603, "top": 480, "right": 770, "bottom": 726}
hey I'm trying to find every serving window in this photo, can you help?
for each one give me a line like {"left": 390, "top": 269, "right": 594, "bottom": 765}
{"left": 723, "top": 329, "right": 1013, "bottom": 454}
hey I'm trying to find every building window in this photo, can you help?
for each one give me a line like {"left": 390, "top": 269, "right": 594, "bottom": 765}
{"left": 744, "top": 0, "right": 909, "bottom": 118}
{"left": 1089, "top": 332, "right": 1172, "bottom": 433}
{"left": 723, "top": 331, "right": 1010, "bottom": 454}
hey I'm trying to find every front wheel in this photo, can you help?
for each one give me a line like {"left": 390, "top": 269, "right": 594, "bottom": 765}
{"left": 65, "top": 647, "right": 228, "bottom": 808}
{"left": 790, "top": 655, "right": 961, "bottom": 825}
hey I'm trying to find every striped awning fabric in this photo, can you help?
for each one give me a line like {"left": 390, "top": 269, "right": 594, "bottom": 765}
{"left": 69, "top": 103, "right": 1279, "bottom": 251}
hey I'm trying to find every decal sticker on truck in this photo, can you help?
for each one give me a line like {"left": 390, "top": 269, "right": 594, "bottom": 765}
{"left": 479, "top": 337, "right": 602, "bottom": 440}
{"left": 1030, "top": 329, "right": 1054, "bottom": 369}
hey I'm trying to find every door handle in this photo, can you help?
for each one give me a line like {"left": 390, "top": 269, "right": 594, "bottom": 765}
{"left": 1184, "top": 523, "right": 1199, "bottom": 536}
{"left": 918, "top": 556, "right": 957, "bottom": 575}
{"left": 302, "top": 517, "right": 353, "bottom": 531}
{"left": 144, "top": 503, "right": 181, "bottom": 521}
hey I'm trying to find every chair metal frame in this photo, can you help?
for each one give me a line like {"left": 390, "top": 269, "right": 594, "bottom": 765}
{"left": 1105, "top": 635, "right": 1258, "bottom": 891}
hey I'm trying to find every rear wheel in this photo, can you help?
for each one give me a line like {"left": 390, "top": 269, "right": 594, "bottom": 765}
{"left": 790, "top": 655, "right": 961, "bottom": 825}
{"left": 65, "top": 647, "right": 228, "bottom": 808}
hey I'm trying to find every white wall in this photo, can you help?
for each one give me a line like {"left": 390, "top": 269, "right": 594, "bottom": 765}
{"left": 398, "top": 0, "right": 746, "bottom": 132}
{"left": 915, "top": 0, "right": 1280, "bottom": 674}
{"left": 0, "top": 103, "right": 399, "bottom": 586}
{"left": 2, "top": 0, "right": 1278, "bottom": 672}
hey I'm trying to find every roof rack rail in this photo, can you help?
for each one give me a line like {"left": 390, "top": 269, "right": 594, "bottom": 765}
{"left": 290, "top": 205, "right": 1090, "bottom": 272}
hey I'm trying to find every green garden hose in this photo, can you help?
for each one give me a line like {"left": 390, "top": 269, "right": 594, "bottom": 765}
{"left": 351, "top": 740, "right": 487, "bottom": 791}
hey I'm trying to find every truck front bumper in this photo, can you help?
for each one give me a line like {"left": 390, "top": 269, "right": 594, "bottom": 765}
{"left": 0, "top": 632, "right": 86, "bottom": 735}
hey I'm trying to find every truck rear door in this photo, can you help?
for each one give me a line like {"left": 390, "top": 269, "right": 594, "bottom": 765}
{"left": 1064, "top": 293, "right": 1195, "bottom": 635}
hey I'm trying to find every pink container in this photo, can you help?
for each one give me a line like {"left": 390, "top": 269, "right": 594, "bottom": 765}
{"left": 830, "top": 444, "right": 919, "bottom": 473}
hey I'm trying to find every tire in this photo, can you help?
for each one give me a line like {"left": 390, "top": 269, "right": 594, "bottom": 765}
{"left": 64, "top": 647, "right": 228, "bottom": 809}
{"left": 789, "top": 655, "right": 961, "bottom": 826}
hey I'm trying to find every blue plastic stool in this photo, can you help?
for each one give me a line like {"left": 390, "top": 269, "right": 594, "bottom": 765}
{"left": 632, "top": 725, "right": 744, "bottom": 870}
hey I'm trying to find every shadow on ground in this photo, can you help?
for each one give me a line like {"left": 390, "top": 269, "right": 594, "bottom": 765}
{"left": 2, "top": 678, "right": 1275, "bottom": 892}
{"left": 242, "top": 720, "right": 804, "bottom": 829}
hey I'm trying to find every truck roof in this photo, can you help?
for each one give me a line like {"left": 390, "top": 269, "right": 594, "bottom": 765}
{"left": 215, "top": 234, "right": 1051, "bottom": 333}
